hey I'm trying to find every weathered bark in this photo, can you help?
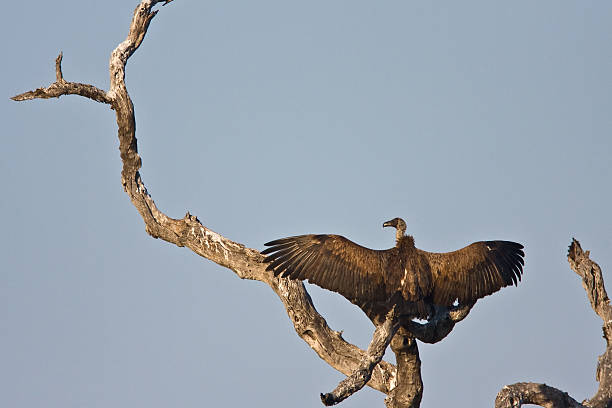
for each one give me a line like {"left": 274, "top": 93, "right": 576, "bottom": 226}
{"left": 10, "top": 1, "right": 493, "bottom": 406}
{"left": 568, "top": 239, "right": 612, "bottom": 408}
{"left": 385, "top": 328, "right": 423, "bottom": 408}
{"left": 495, "top": 383, "right": 584, "bottom": 408}
{"left": 495, "top": 239, "right": 612, "bottom": 408}
{"left": 11, "top": 53, "right": 111, "bottom": 104}
{"left": 11, "top": 0, "right": 402, "bottom": 402}
{"left": 321, "top": 307, "right": 400, "bottom": 406}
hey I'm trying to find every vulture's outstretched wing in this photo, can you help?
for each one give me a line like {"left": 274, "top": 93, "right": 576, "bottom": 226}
{"left": 418, "top": 240, "right": 524, "bottom": 306}
{"left": 262, "top": 234, "right": 394, "bottom": 304}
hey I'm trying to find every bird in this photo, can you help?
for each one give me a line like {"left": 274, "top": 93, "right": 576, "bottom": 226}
{"left": 262, "top": 218, "right": 524, "bottom": 324}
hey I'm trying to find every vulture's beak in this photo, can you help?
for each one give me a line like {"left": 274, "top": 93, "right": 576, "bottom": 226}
{"left": 383, "top": 220, "right": 395, "bottom": 228}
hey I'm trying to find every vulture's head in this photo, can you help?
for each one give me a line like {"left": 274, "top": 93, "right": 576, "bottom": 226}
{"left": 383, "top": 217, "right": 407, "bottom": 241}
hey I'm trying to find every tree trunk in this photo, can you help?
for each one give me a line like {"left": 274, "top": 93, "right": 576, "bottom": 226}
{"left": 386, "top": 328, "right": 422, "bottom": 408}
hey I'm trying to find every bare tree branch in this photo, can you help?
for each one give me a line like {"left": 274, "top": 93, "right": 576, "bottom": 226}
{"left": 496, "top": 240, "right": 612, "bottom": 408}
{"left": 495, "top": 383, "right": 585, "bottom": 408}
{"left": 384, "top": 329, "right": 423, "bottom": 408}
{"left": 321, "top": 308, "right": 400, "bottom": 406}
{"left": 11, "top": 53, "right": 111, "bottom": 104}
{"left": 568, "top": 239, "right": 612, "bottom": 408}
{"left": 11, "top": 0, "right": 399, "bottom": 401}
{"left": 12, "top": 2, "right": 510, "bottom": 406}
{"left": 272, "top": 276, "right": 397, "bottom": 395}
{"left": 568, "top": 239, "right": 612, "bottom": 328}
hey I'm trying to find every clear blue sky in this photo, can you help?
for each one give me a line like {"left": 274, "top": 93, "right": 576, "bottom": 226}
{"left": 2, "top": 1, "right": 611, "bottom": 407}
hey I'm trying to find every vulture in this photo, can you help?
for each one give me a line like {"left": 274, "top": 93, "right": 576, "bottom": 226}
{"left": 262, "top": 218, "right": 524, "bottom": 324}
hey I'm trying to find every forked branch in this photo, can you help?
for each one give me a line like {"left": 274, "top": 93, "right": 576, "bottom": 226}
{"left": 11, "top": 1, "right": 490, "bottom": 406}
{"left": 11, "top": 0, "right": 398, "bottom": 403}
{"left": 11, "top": 53, "right": 111, "bottom": 104}
{"left": 321, "top": 308, "right": 400, "bottom": 406}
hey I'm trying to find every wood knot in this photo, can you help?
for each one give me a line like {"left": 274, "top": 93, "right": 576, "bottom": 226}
{"left": 603, "top": 322, "right": 612, "bottom": 340}
{"left": 390, "top": 332, "right": 414, "bottom": 353}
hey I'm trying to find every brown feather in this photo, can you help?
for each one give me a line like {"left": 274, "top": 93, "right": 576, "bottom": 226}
{"left": 419, "top": 240, "right": 524, "bottom": 306}
{"left": 263, "top": 223, "right": 524, "bottom": 322}
{"left": 264, "top": 234, "right": 393, "bottom": 305}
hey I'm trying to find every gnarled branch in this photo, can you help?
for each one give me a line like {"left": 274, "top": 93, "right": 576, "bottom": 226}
{"left": 11, "top": 0, "right": 397, "bottom": 401}
{"left": 11, "top": 53, "right": 111, "bottom": 104}
{"left": 12, "top": 2, "right": 485, "bottom": 406}
{"left": 568, "top": 239, "right": 612, "bottom": 408}
{"left": 495, "top": 383, "right": 584, "bottom": 408}
{"left": 321, "top": 307, "right": 400, "bottom": 406}
{"left": 495, "top": 240, "right": 612, "bottom": 408}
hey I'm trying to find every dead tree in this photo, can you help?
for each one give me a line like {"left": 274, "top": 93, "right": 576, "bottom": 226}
{"left": 11, "top": 2, "right": 610, "bottom": 407}
{"left": 494, "top": 239, "right": 612, "bottom": 408}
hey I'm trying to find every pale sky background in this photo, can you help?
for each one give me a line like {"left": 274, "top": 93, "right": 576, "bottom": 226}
{"left": 2, "top": 1, "right": 611, "bottom": 407}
